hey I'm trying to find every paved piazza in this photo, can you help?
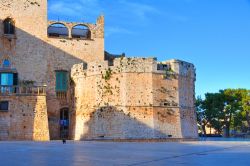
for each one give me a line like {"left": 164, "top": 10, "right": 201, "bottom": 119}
{"left": 0, "top": 140, "right": 250, "bottom": 166}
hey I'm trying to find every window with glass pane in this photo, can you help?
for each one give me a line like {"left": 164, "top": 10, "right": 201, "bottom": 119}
{"left": 1, "top": 73, "right": 13, "bottom": 86}
{"left": 56, "top": 71, "right": 68, "bottom": 92}
{"left": 0, "top": 73, "right": 14, "bottom": 93}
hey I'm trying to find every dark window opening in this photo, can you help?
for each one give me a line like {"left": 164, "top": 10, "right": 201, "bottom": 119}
{"left": 0, "top": 101, "right": 9, "bottom": 111}
{"left": 72, "top": 25, "right": 91, "bottom": 39}
{"left": 48, "top": 23, "right": 69, "bottom": 38}
{"left": 13, "top": 73, "right": 18, "bottom": 86}
{"left": 157, "top": 64, "right": 169, "bottom": 70}
{"left": 3, "top": 18, "right": 15, "bottom": 35}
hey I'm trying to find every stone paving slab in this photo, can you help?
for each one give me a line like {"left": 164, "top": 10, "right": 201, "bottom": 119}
{"left": 0, "top": 141, "right": 250, "bottom": 166}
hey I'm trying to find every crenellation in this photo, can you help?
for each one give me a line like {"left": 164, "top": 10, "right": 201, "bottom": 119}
{"left": 163, "top": 59, "right": 196, "bottom": 78}
{"left": 70, "top": 56, "right": 197, "bottom": 139}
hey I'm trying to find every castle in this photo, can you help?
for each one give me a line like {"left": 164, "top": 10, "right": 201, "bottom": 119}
{"left": 0, "top": 0, "right": 198, "bottom": 141}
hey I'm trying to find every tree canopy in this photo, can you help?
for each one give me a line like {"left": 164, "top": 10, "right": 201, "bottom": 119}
{"left": 196, "top": 89, "right": 250, "bottom": 137}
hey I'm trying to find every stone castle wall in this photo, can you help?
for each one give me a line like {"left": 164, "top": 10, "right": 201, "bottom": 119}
{"left": 164, "top": 60, "right": 198, "bottom": 138}
{"left": 70, "top": 57, "right": 198, "bottom": 140}
{"left": 0, "top": 0, "right": 198, "bottom": 140}
{"left": 0, "top": 95, "right": 49, "bottom": 141}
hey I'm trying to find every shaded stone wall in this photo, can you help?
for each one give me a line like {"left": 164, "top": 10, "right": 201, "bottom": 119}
{"left": 0, "top": 95, "right": 49, "bottom": 141}
{"left": 71, "top": 57, "right": 198, "bottom": 140}
{"left": 0, "top": 0, "right": 104, "bottom": 140}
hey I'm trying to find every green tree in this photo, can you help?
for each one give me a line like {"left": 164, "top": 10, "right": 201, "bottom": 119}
{"left": 196, "top": 96, "right": 206, "bottom": 135}
{"left": 222, "top": 89, "right": 242, "bottom": 137}
{"left": 236, "top": 89, "right": 250, "bottom": 132}
{"left": 201, "top": 92, "right": 225, "bottom": 134}
{"left": 196, "top": 89, "right": 250, "bottom": 137}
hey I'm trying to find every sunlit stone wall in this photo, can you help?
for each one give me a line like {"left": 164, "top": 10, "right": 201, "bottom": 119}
{"left": 70, "top": 57, "right": 198, "bottom": 140}
{"left": 0, "top": 95, "right": 49, "bottom": 141}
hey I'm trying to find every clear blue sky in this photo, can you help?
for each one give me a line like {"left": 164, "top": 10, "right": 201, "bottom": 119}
{"left": 48, "top": 0, "right": 250, "bottom": 97}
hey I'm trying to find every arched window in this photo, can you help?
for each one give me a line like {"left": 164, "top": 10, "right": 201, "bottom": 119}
{"left": 2, "top": 59, "right": 11, "bottom": 68}
{"left": 72, "top": 25, "right": 91, "bottom": 39}
{"left": 3, "top": 18, "right": 15, "bottom": 35}
{"left": 48, "top": 23, "right": 69, "bottom": 38}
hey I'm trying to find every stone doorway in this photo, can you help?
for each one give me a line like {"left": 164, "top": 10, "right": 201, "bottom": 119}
{"left": 60, "top": 108, "right": 69, "bottom": 139}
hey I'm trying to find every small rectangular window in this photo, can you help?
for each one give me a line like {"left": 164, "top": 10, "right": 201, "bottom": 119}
{"left": 0, "top": 101, "right": 9, "bottom": 111}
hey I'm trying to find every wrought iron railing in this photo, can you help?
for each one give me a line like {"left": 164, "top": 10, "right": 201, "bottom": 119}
{"left": 56, "top": 91, "right": 67, "bottom": 100}
{"left": 0, "top": 85, "right": 46, "bottom": 96}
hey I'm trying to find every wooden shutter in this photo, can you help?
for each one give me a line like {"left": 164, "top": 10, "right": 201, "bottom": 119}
{"left": 61, "top": 72, "right": 67, "bottom": 91}
{"left": 56, "top": 71, "right": 68, "bottom": 92}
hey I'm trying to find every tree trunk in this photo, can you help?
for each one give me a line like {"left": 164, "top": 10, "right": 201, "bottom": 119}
{"left": 202, "top": 124, "right": 206, "bottom": 136}
{"left": 228, "top": 113, "right": 232, "bottom": 137}
{"left": 225, "top": 123, "right": 230, "bottom": 138}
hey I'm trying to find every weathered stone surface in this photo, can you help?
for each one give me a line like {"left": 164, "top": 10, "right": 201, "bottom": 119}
{"left": 0, "top": 0, "right": 197, "bottom": 140}
{"left": 0, "top": 0, "right": 104, "bottom": 140}
{"left": 70, "top": 58, "right": 198, "bottom": 140}
{"left": 0, "top": 96, "right": 49, "bottom": 141}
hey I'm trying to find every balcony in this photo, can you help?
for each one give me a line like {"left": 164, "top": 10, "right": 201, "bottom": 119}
{"left": 56, "top": 91, "right": 67, "bottom": 100}
{"left": 0, "top": 85, "right": 46, "bottom": 96}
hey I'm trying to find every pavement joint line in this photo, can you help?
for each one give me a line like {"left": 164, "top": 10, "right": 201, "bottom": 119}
{"left": 127, "top": 143, "right": 250, "bottom": 166}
